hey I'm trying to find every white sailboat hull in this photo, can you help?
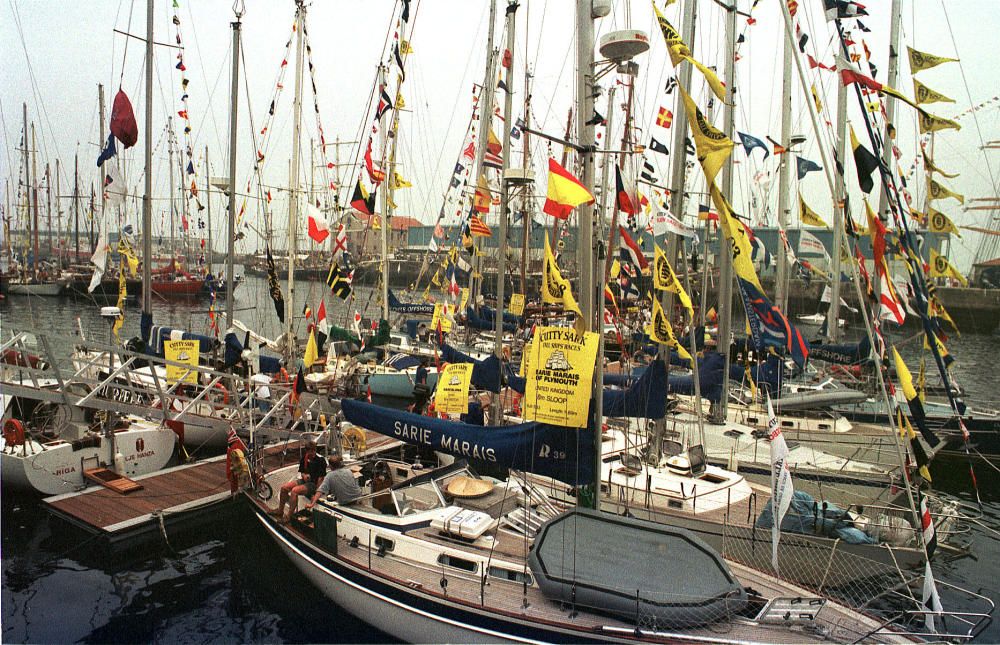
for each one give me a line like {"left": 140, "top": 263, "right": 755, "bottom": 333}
{"left": 1, "top": 423, "right": 176, "bottom": 496}
{"left": 6, "top": 282, "right": 64, "bottom": 296}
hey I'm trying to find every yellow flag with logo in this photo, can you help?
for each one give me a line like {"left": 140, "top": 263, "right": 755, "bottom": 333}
{"left": 431, "top": 303, "right": 454, "bottom": 332}
{"left": 434, "top": 363, "right": 473, "bottom": 414}
{"left": 907, "top": 46, "right": 958, "bottom": 73}
{"left": 653, "top": 245, "right": 693, "bottom": 318}
{"left": 165, "top": 339, "right": 199, "bottom": 384}
{"left": 928, "top": 178, "right": 964, "bottom": 204}
{"left": 798, "top": 194, "right": 830, "bottom": 228}
{"left": 541, "top": 235, "right": 582, "bottom": 318}
{"left": 391, "top": 170, "right": 412, "bottom": 189}
{"left": 709, "top": 183, "right": 762, "bottom": 291}
{"left": 918, "top": 109, "right": 961, "bottom": 135}
{"left": 646, "top": 298, "right": 692, "bottom": 363}
{"left": 930, "top": 248, "right": 968, "bottom": 286}
{"left": 651, "top": 2, "right": 726, "bottom": 101}
{"left": 459, "top": 287, "right": 470, "bottom": 313}
{"left": 679, "top": 85, "right": 734, "bottom": 186}
{"left": 509, "top": 293, "right": 526, "bottom": 316}
{"left": 922, "top": 151, "right": 959, "bottom": 179}
{"left": 913, "top": 78, "right": 955, "bottom": 105}
{"left": 928, "top": 209, "right": 960, "bottom": 237}
{"left": 523, "top": 326, "right": 600, "bottom": 428}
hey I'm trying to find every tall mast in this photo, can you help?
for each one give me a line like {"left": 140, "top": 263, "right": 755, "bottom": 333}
{"left": 168, "top": 118, "right": 176, "bottom": 261}
{"left": 45, "top": 163, "right": 52, "bottom": 259}
{"left": 712, "top": 0, "right": 738, "bottom": 422}
{"left": 873, "top": 0, "right": 901, "bottom": 306}
{"left": 55, "top": 159, "right": 62, "bottom": 267}
{"left": 493, "top": 0, "right": 518, "bottom": 424}
{"left": 378, "top": 64, "right": 391, "bottom": 323}
{"left": 575, "top": 0, "right": 599, "bottom": 507}
{"left": 74, "top": 153, "right": 80, "bottom": 259}
{"left": 21, "top": 103, "right": 29, "bottom": 276}
{"left": 518, "top": 67, "right": 532, "bottom": 294}
{"left": 285, "top": 0, "right": 306, "bottom": 362}
{"left": 205, "top": 148, "right": 212, "bottom": 275}
{"left": 31, "top": 124, "right": 40, "bottom": 281}
{"left": 226, "top": 8, "right": 242, "bottom": 323}
{"left": 774, "top": 35, "right": 793, "bottom": 313}
{"left": 469, "top": 0, "right": 498, "bottom": 319}
{"left": 98, "top": 84, "right": 107, "bottom": 255}
{"left": 828, "top": 78, "right": 848, "bottom": 342}
{"left": 141, "top": 0, "right": 154, "bottom": 314}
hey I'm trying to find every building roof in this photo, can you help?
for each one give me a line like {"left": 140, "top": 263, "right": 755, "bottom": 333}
{"left": 974, "top": 257, "right": 1000, "bottom": 268}
{"left": 354, "top": 213, "right": 422, "bottom": 231}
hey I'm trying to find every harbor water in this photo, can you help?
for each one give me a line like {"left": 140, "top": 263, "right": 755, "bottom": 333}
{"left": 2, "top": 276, "right": 998, "bottom": 642}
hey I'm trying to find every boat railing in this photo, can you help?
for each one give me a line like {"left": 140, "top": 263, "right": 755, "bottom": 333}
{"left": 853, "top": 577, "right": 994, "bottom": 642}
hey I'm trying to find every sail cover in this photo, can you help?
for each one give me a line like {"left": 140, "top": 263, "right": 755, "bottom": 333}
{"left": 341, "top": 399, "right": 594, "bottom": 485}
{"left": 465, "top": 307, "right": 518, "bottom": 332}
{"left": 388, "top": 289, "right": 435, "bottom": 315}
{"left": 440, "top": 344, "right": 503, "bottom": 393}
{"left": 808, "top": 336, "right": 871, "bottom": 365}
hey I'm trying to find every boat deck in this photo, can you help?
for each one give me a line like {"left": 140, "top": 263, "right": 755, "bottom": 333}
{"left": 41, "top": 436, "right": 406, "bottom": 546}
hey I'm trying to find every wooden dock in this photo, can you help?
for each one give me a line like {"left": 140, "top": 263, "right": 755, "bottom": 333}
{"left": 43, "top": 444, "right": 302, "bottom": 546}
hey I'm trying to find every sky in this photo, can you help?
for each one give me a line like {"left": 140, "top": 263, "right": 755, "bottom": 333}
{"left": 2, "top": 0, "right": 998, "bottom": 271}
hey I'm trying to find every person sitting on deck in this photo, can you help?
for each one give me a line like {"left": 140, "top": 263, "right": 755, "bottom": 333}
{"left": 307, "top": 454, "right": 362, "bottom": 509}
{"left": 270, "top": 435, "right": 326, "bottom": 522}
{"left": 225, "top": 428, "right": 250, "bottom": 496}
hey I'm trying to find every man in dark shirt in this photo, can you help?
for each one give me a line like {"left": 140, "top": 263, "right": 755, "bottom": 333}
{"left": 270, "top": 435, "right": 326, "bottom": 522}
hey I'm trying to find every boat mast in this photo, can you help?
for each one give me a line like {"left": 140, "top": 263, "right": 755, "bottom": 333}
{"left": 774, "top": 36, "right": 793, "bottom": 313}
{"left": 285, "top": 0, "right": 306, "bottom": 363}
{"left": 828, "top": 76, "right": 848, "bottom": 342}
{"left": 168, "top": 117, "right": 176, "bottom": 262}
{"left": 712, "top": 0, "right": 738, "bottom": 423}
{"left": 55, "top": 159, "right": 62, "bottom": 267}
{"left": 492, "top": 0, "right": 518, "bottom": 424}
{"left": 575, "top": 0, "right": 600, "bottom": 506}
{"left": 31, "top": 123, "right": 40, "bottom": 281}
{"left": 141, "top": 0, "right": 153, "bottom": 315}
{"left": 45, "top": 163, "right": 52, "bottom": 261}
{"left": 21, "top": 103, "right": 29, "bottom": 277}
{"left": 518, "top": 66, "right": 532, "bottom": 294}
{"left": 468, "top": 0, "right": 498, "bottom": 322}
{"left": 226, "top": 7, "right": 242, "bottom": 323}
{"left": 873, "top": 0, "right": 901, "bottom": 306}
{"left": 378, "top": 64, "right": 391, "bottom": 323}
{"left": 74, "top": 153, "right": 80, "bottom": 259}
{"left": 205, "top": 147, "right": 212, "bottom": 276}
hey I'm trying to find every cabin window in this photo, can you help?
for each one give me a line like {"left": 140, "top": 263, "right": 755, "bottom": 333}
{"left": 488, "top": 566, "right": 532, "bottom": 585}
{"left": 781, "top": 421, "right": 795, "bottom": 428}
{"left": 395, "top": 467, "right": 409, "bottom": 479}
{"left": 438, "top": 554, "right": 479, "bottom": 573}
{"left": 374, "top": 536, "right": 395, "bottom": 553}
{"left": 668, "top": 499, "right": 684, "bottom": 509}
{"left": 747, "top": 417, "right": 759, "bottom": 425}
{"left": 818, "top": 423, "right": 831, "bottom": 430}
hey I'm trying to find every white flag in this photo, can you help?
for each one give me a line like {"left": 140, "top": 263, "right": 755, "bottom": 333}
{"left": 651, "top": 210, "right": 696, "bottom": 238}
{"left": 767, "top": 394, "right": 793, "bottom": 572}
{"left": 921, "top": 561, "right": 942, "bottom": 633}
{"left": 102, "top": 162, "right": 127, "bottom": 209}
{"left": 88, "top": 209, "right": 112, "bottom": 292}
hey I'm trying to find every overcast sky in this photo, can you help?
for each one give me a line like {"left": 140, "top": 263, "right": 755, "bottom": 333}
{"left": 2, "top": 0, "right": 997, "bottom": 270}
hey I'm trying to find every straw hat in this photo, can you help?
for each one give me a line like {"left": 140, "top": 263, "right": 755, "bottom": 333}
{"left": 446, "top": 476, "right": 494, "bottom": 498}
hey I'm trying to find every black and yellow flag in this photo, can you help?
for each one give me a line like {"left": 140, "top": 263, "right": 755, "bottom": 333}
{"left": 930, "top": 248, "right": 968, "bottom": 286}
{"left": 652, "top": 2, "right": 726, "bottom": 102}
{"left": 266, "top": 246, "right": 285, "bottom": 323}
{"left": 892, "top": 347, "right": 941, "bottom": 451}
{"left": 326, "top": 262, "right": 353, "bottom": 299}
{"left": 922, "top": 150, "right": 959, "bottom": 179}
{"left": 907, "top": 46, "right": 958, "bottom": 73}
{"left": 710, "top": 183, "right": 762, "bottom": 291}
{"left": 850, "top": 126, "right": 880, "bottom": 194}
{"left": 542, "top": 235, "right": 583, "bottom": 319}
{"left": 913, "top": 78, "right": 955, "bottom": 105}
{"left": 646, "top": 298, "right": 692, "bottom": 363}
{"left": 653, "top": 244, "right": 693, "bottom": 319}
{"left": 918, "top": 109, "right": 961, "bottom": 135}
{"left": 679, "top": 84, "right": 734, "bottom": 185}
{"left": 799, "top": 193, "right": 830, "bottom": 228}
{"left": 928, "top": 209, "right": 960, "bottom": 237}
{"left": 928, "top": 178, "right": 964, "bottom": 204}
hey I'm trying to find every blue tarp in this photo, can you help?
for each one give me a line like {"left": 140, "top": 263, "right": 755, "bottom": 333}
{"left": 148, "top": 325, "right": 220, "bottom": 355}
{"left": 341, "top": 399, "right": 594, "bottom": 485}
{"left": 388, "top": 289, "right": 435, "bottom": 315}
{"left": 727, "top": 356, "right": 783, "bottom": 394}
{"left": 223, "top": 332, "right": 243, "bottom": 368}
{"left": 441, "top": 344, "right": 503, "bottom": 393}
{"left": 808, "top": 336, "right": 871, "bottom": 365}
{"left": 480, "top": 304, "right": 522, "bottom": 324}
{"left": 603, "top": 358, "right": 669, "bottom": 419}
{"left": 755, "top": 491, "right": 875, "bottom": 544}
{"left": 466, "top": 307, "right": 518, "bottom": 333}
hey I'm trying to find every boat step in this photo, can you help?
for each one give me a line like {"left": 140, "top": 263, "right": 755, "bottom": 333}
{"left": 83, "top": 468, "right": 144, "bottom": 494}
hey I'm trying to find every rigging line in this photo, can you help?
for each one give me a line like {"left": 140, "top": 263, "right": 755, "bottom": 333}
{"left": 184, "top": 0, "right": 225, "bottom": 149}
{"left": 120, "top": 0, "right": 136, "bottom": 85}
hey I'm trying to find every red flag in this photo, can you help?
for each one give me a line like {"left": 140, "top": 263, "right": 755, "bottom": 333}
{"left": 110, "top": 89, "right": 139, "bottom": 148}
{"left": 615, "top": 167, "right": 637, "bottom": 214}
{"left": 618, "top": 226, "right": 649, "bottom": 272}
{"left": 307, "top": 206, "right": 330, "bottom": 243}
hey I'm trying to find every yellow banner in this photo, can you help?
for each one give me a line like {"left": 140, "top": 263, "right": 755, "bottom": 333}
{"left": 542, "top": 235, "right": 582, "bottom": 318}
{"left": 509, "top": 293, "right": 525, "bottom": 316}
{"left": 653, "top": 245, "right": 693, "bottom": 318}
{"left": 799, "top": 194, "right": 830, "bottom": 228}
{"left": 913, "top": 78, "right": 955, "bottom": 105}
{"left": 907, "top": 46, "right": 958, "bottom": 73}
{"left": 930, "top": 248, "right": 968, "bottom": 286}
{"left": 918, "top": 109, "right": 961, "bottom": 135}
{"left": 679, "top": 84, "right": 734, "bottom": 185}
{"left": 922, "top": 150, "right": 959, "bottom": 178}
{"left": 928, "top": 209, "right": 960, "bottom": 236}
{"left": 165, "top": 339, "right": 199, "bottom": 385}
{"left": 434, "top": 363, "right": 474, "bottom": 414}
{"left": 523, "top": 326, "right": 599, "bottom": 428}
{"left": 928, "top": 178, "right": 964, "bottom": 204}
{"left": 645, "top": 298, "right": 692, "bottom": 363}
{"left": 709, "top": 183, "right": 762, "bottom": 291}
{"left": 459, "top": 287, "right": 470, "bottom": 313}
{"left": 431, "top": 303, "right": 454, "bottom": 332}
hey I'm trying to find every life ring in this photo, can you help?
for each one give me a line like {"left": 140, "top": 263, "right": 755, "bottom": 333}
{"left": 3, "top": 419, "right": 25, "bottom": 447}
{"left": 340, "top": 425, "right": 367, "bottom": 454}
{"left": 206, "top": 382, "right": 230, "bottom": 410}
{"left": 276, "top": 368, "right": 290, "bottom": 383}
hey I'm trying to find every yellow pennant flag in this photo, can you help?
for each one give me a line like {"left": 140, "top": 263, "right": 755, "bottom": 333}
{"left": 541, "top": 235, "right": 583, "bottom": 318}
{"left": 400, "top": 39, "right": 414, "bottom": 55}
{"left": 112, "top": 264, "right": 127, "bottom": 338}
{"left": 918, "top": 109, "right": 961, "bottom": 134}
{"left": 930, "top": 248, "right": 968, "bottom": 286}
{"left": 810, "top": 84, "right": 823, "bottom": 113}
{"left": 917, "top": 357, "right": 927, "bottom": 402}
{"left": 651, "top": 2, "right": 726, "bottom": 102}
{"left": 679, "top": 84, "right": 734, "bottom": 186}
{"left": 610, "top": 258, "right": 621, "bottom": 279}
{"left": 303, "top": 328, "right": 319, "bottom": 368}
{"left": 646, "top": 298, "right": 692, "bottom": 363}
{"left": 395, "top": 91, "right": 406, "bottom": 110}
{"left": 930, "top": 295, "right": 960, "bottom": 336}
{"left": 913, "top": 78, "right": 955, "bottom": 105}
{"left": 653, "top": 244, "right": 693, "bottom": 318}
{"left": 798, "top": 194, "right": 830, "bottom": 228}
{"left": 907, "top": 46, "right": 958, "bottom": 73}
{"left": 928, "top": 178, "right": 964, "bottom": 204}
{"left": 709, "top": 182, "right": 762, "bottom": 290}
{"left": 922, "top": 151, "right": 959, "bottom": 179}
{"left": 928, "top": 209, "right": 961, "bottom": 237}
{"left": 909, "top": 207, "right": 926, "bottom": 227}
{"left": 391, "top": 170, "right": 412, "bottom": 189}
